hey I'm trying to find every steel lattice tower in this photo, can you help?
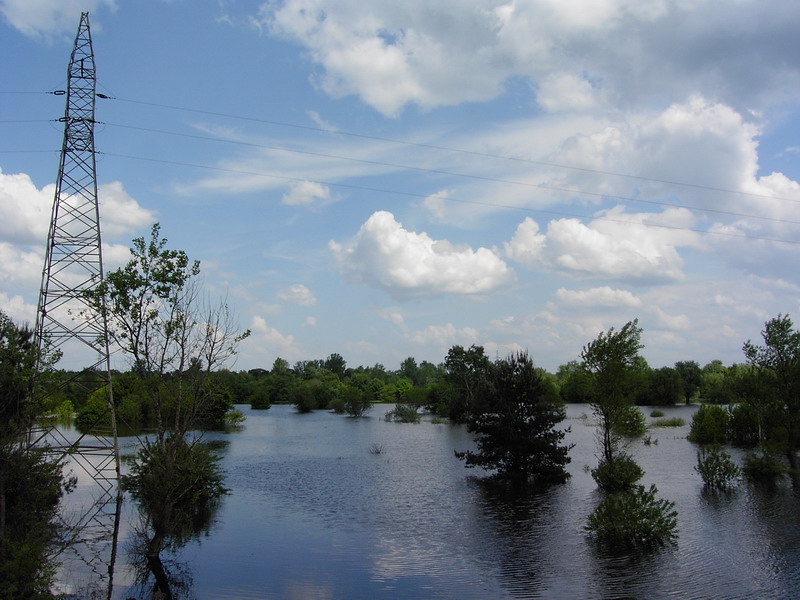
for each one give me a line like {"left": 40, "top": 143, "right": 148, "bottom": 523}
{"left": 32, "top": 12, "right": 122, "bottom": 597}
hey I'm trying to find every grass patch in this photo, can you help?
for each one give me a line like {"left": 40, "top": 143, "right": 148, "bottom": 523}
{"left": 649, "top": 409, "right": 665, "bottom": 418}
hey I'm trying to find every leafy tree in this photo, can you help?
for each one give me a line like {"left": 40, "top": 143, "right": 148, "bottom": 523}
{"left": 742, "top": 314, "right": 800, "bottom": 479}
{"left": 688, "top": 404, "right": 730, "bottom": 445}
{"left": 340, "top": 384, "right": 372, "bottom": 417}
{"left": 83, "top": 225, "right": 246, "bottom": 596}
{"left": 647, "top": 366, "right": 683, "bottom": 406}
{"left": 581, "top": 319, "right": 644, "bottom": 464}
{"left": 556, "top": 360, "right": 595, "bottom": 404}
{"left": 323, "top": 353, "right": 347, "bottom": 378}
{"left": 675, "top": 360, "right": 702, "bottom": 404}
{"left": 0, "top": 311, "right": 71, "bottom": 598}
{"left": 443, "top": 345, "right": 495, "bottom": 423}
{"left": 456, "top": 352, "right": 572, "bottom": 485}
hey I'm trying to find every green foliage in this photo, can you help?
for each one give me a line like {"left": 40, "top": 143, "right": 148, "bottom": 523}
{"left": 743, "top": 450, "right": 786, "bottom": 483}
{"left": 384, "top": 402, "right": 421, "bottom": 423}
{"left": 646, "top": 366, "right": 683, "bottom": 406}
{"left": 443, "top": 344, "right": 495, "bottom": 423}
{"left": 556, "top": 360, "right": 595, "bottom": 404}
{"left": 591, "top": 454, "right": 644, "bottom": 492}
{"left": 612, "top": 405, "right": 647, "bottom": 437}
{"left": 122, "top": 437, "right": 227, "bottom": 548}
{"left": 651, "top": 417, "right": 686, "bottom": 427}
{"left": 741, "top": 314, "right": 800, "bottom": 477}
{"left": 75, "top": 390, "right": 111, "bottom": 431}
{"left": 0, "top": 311, "right": 69, "bottom": 598}
{"left": 248, "top": 383, "right": 271, "bottom": 410}
{"left": 688, "top": 404, "right": 730, "bottom": 444}
{"left": 727, "top": 402, "right": 760, "bottom": 447}
{"left": 650, "top": 409, "right": 665, "bottom": 418}
{"left": 675, "top": 360, "right": 702, "bottom": 404}
{"left": 341, "top": 385, "right": 372, "bottom": 417}
{"left": 224, "top": 408, "right": 246, "bottom": 428}
{"left": 456, "top": 352, "right": 572, "bottom": 485}
{"left": 582, "top": 319, "right": 644, "bottom": 464}
{"left": 695, "top": 446, "right": 740, "bottom": 489}
{"left": 585, "top": 484, "right": 678, "bottom": 550}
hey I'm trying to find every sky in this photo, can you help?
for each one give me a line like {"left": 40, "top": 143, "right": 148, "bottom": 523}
{"left": 2, "top": 0, "right": 800, "bottom": 374}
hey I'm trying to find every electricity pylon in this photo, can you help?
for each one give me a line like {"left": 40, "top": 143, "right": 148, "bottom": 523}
{"left": 32, "top": 12, "right": 122, "bottom": 598}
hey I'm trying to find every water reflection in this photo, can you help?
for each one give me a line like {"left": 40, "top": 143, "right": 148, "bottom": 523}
{"left": 52, "top": 404, "right": 800, "bottom": 599}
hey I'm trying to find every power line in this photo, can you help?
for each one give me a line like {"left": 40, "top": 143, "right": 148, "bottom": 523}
{"left": 99, "top": 121, "right": 800, "bottom": 227}
{"left": 106, "top": 95, "right": 798, "bottom": 204}
{"left": 100, "top": 150, "right": 800, "bottom": 246}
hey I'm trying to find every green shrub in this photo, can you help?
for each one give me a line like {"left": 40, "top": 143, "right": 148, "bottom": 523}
{"left": 650, "top": 409, "right": 665, "bottom": 418}
{"left": 591, "top": 454, "right": 644, "bottom": 492}
{"left": 728, "top": 403, "right": 759, "bottom": 447}
{"left": 695, "top": 446, "right": 740, "bottom": 489}
{"left": 224, "top": 408, "right": 246, "bottom": 428}
{"left": 249, "top": 386, "right": 271, "bottom": 410}
{"left": 688, "top": 404, "right": 730, "bottom": 444}
{"left": 613, "top": 405, "right": 647, "bottom": 437}
{"left": 384, "top": 403, "right": 420, "bottom": 423}
{"left": 743, "top": 450, "right": 786, "bottom": 482}
{"left": 585, "top": 484, "right": 678, "bottom": 549}
{"left": 342, "top": 386, "right": 372, "bottom": 417}
{"left": 651, "top": 417, "right": 685, "bottom": 427}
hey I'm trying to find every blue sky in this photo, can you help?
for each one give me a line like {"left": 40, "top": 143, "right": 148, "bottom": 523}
{"left": 2, "top": 0, "right": 800, "bottom": 373}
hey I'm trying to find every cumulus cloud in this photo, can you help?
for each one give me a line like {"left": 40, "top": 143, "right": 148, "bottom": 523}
{"left": 505, "top": 208, "right": 696, "bottom": 283}
{"left": 281, "top": 180, "right": 332, "bottom": 206}
{"left": 255, "top": 0, "right": 800, "bottom": 117}
{"left": 277, "top": 283, "right": 317, "bottom": 306}
{"left": 0, "top": 171, "right": 153, "bottom": 244}
{"left": 250, "top": 315, "right": 300, "bottom": 358}
{"left": 330, "top": 211, "right": 514, "bottom": 299}
{"left": 1, "top": 0, "right": 117, "bottom": 39}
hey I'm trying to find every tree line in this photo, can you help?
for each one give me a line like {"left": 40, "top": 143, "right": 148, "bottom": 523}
{"left": 5, "top": 222, "right": 800, "bottom": 596}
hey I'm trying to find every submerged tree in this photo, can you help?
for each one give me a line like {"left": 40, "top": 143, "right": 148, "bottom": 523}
{"left": 456, "top": 352, "right": 572, "bottom": 485}
{"left": 742, "top": 314, "right": 800, "bottom": 482}
{"left": 84, "top": 224, "right": 248, "bottom": 598}
{"left": 582, "top": 320, "right": 645, "bottom": 490}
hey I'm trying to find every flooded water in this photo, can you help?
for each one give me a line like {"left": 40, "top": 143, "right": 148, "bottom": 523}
{"left": 58, "top": 404, "right": 800, "bottom": 599}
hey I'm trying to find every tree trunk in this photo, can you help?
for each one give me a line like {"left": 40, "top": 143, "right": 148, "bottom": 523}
{"left": 146, "top": 535, "right": 172, "bottom": 599}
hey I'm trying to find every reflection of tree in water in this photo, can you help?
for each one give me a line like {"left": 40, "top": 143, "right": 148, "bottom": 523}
{"left": 473, "top": 481, "right": 558, "bottom": 596}
{"left": 124, "top": 437, "right": 227, "bottom": 599}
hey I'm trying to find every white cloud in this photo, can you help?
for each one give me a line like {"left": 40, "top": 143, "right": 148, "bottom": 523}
{"left": 281, "top": 180, "right": 331, "bottom": 206}
{"left": 408, "top": 322, "right": 479, "bottom": 347}
{"left": 0, "top": 171, "right": 153, "bottom": 245}
{"left": 0, "top": 0, "right": 117, "bottom": 40}
{"left": 98, "top": 182, "right": 156, "bottom": 240}
{"left": 277, "top": 283, "right": 317, "bottom": 306}
{"left": 505, "top": 209, "right": 695, "bottom": 283}
{"left": 250, "top": 315, "right": 300, "bottom": 359}
{"left": 330, "top": 210, "right": 514, "bottom": 299}
{"left": 0, "top": 170, "right": 52, "bottom": 244}
{"left": 255, "top": 0, "right": 800, "bottom": 117}
{"left": 556, "top": 286, "right": 642, "bottom": 308}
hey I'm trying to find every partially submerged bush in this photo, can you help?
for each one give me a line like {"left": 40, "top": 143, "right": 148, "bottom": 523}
{"left": 743, "top": 450, "right": 786, "bottom": 483}
{"left": 650, "top": 409, "right": 665, "bottom": 418}
{"left": 651, "top": 417, "right": 686, "bottom": 427}
{"left": 586, "top": 484, "right": 678, "bottom": 550}
{"left": 612, "top": 405, "right": 647, "bottom": 437}
{"left": 591, "top": 454, "right": 644, "bottom": 492}
{"left": 688, "top": 404, "right": 730, "bottom": 444}
{"left": 385, "top": 402, "right": 421, "bottom": 423}
{"left": 695, "top": 446, "right": 740, "bottom": 489}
